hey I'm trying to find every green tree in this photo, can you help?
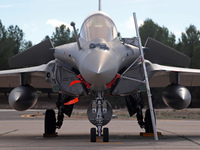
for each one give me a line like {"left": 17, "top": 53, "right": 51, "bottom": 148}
{"left": 117, "top": 32, "right": 122, "bottom": 41}
{"left": 139, "top": 19, "right": 176, "bottom": 48}
{"left": 177, "top": 25, "right": 200, "bottom": 59}
{"left": 191, "top": 43, "right": 200, "bottom": 68}
{"left": 7, "top": 25, "right": 24, "bottom": 55}
{"left": 139, "top": 19, "right": 158, "bottom": 45}
{"left": 0, "top": 20, "right": 32, "bottom": 70}
{"left": 0, "top": 21, "right": 14, "bottom": 69}
{"left": 69, "top": 30, "right": 77, "bottom": 43}
{"left": 51, "top": 25, "right": 71, "bottom": 47}
{"left": 42, "top": 35, "right": 51, "bottom": 42}
{"left": 20, "top": 40, "right": 33, "bottom": 52}
{"left": 49, "top": 24, "right": 77, "bottom": 47}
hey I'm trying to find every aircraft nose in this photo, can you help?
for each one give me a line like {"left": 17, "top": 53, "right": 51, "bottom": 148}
{"left": 79, "top": 50, "right": 118, "bottom": 90}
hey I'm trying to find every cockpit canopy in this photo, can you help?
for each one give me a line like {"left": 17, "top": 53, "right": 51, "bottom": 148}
{"left": 80, "top": 12, "right": 118, "bottom": 42}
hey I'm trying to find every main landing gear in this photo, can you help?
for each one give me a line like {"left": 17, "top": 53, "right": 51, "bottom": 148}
{"left": 43, "top": 93, "right": 74, "bottom": 137}
{"left": 125, "top": 92, "right": 155, "bottom": 134}
{"left": 87, "top": 92, "right": 112, "bottom": 142}
{"left": 125, "top": 92, "right": 145, "bottom": 128}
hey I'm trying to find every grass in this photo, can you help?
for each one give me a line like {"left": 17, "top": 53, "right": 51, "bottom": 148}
{"left": 155, "top": 109, "right": 200, "bottom": 120}
{"left": 70, "top": 109, "right": 200, "bottom": 120}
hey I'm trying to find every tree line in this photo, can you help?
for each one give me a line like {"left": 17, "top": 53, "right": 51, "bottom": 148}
{"left": 0, "top": 20, "right": 32, "bottom": 70}
{"left": 43, "top": 24, "right": 76, "bottom": 47}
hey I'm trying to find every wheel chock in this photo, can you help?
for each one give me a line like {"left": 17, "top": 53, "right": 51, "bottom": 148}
{"left": 43, "top": 132, "right": 58, "bottom": 137}
{"left": 140, "top": 132, "right": 162, "bottom": 137}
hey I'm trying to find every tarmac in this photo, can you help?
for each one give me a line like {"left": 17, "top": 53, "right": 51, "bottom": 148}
{"left": 0, "top": 109, "right": 200, "bottom": 150}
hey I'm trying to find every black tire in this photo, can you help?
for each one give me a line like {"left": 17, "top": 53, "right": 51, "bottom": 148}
{"left": 103, "top": 128, "right": 109, "bottom": 142}
{"left": 144, "top": 109, "right": 156, "bottom": 133}
{"left": 90, "top": 128, "right": 96, "bottom": 142}
{"left": 44, "top": 109, "right": 56, "bottom": 134}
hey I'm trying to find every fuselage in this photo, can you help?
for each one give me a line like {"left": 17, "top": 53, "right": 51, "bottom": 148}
{"left": 54, "top": 11, "right": 140, "bottom": 92}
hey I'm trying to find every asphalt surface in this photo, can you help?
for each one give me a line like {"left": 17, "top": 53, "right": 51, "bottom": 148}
{"left": 0, "top": 109, "right": 200, "bottom": 149}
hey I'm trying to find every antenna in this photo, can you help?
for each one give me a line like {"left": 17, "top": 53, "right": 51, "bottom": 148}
{"left": 99, "top": 0, "right": 101, "bottom": 11}
{"left": 70, "top": 22, "right": 82, "bottom": 50}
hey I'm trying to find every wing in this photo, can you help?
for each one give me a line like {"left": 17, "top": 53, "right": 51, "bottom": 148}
{"left": 0, "top": 64, "right": 48, "bottom": 75}
{"left": 149, "top": 63, "right": 200, "bottom": 87}
{"left": 9, "top": 39, "right": 54, "bottom": 68}
{"left": 143, "top": 37, "right": 200, "bottom": 87}
{"left": 0, "top": 39, "right": 55, "bottom": 89}
{"left": 144, "top": 37, "right": 190, "bottom": 67}
{"left": 0, "top": 63, "right": 53, "bottom": 89}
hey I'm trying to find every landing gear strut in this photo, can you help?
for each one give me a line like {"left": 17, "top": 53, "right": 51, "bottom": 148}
{"left": 44, "top": 93, "right": 74, "bottom": 137}
{"left": 125, "top": 92, "right": 156, "bottom": 133}
{"left": 87, "top": 92, "right": 112, "bottom": 142}
{"left": 56, "top": 93, "right": 74, "bottom": 129}
{"left": 125, "top": 92, "right": 145, "bottom": 128}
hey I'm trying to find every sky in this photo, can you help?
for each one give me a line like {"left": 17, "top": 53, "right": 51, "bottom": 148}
{"left": 0, "top": 0, "right": 199, "bottom": 45}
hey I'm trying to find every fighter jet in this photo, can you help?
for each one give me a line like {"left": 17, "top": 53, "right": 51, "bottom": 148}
{"left": 1, "top": 1, "right": 200, "bottom": 142}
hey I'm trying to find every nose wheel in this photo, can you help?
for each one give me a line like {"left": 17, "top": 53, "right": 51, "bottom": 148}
{"left": 103, "top": 127, "right": 109, "bottom": 142}
{"left": 88, "top": 93, "right": 112, "bottom": 142}
{"left": 90, "top": 127, "right": 109, "bottom": 142}
{"left": 90, "top": 128, "right": 96, "bottom": 142}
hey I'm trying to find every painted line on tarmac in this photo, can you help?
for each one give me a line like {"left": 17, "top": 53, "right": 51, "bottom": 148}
{"left": 21, "top": 112, "right": 44, "bottom": 118}
{"left": 158, "top": 127, "right": 200, "bottom": 146}
{"left": 0, "top": 129, "right": 18, "bottom": 136}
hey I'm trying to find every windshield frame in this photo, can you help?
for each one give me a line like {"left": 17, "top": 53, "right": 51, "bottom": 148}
{"left": 80, "top": 12, "right": 118, "bottom": 42}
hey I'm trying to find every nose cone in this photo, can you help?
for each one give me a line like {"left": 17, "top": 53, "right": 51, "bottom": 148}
{"left": 80, "top": 50, "right": 118, "bottom": 90}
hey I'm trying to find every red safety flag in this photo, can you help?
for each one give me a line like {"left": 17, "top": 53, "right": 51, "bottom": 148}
{"left": 69, "top": 80, "right": 82, "bottom": 87}
{"left": 106, "top": 74, "right": 120, "bottom": 88}
{"left": 77, "top": 75, "right": 91, "bottom": 89}
{"left": 64, "top": 97, "right": 79, "bottom": 105}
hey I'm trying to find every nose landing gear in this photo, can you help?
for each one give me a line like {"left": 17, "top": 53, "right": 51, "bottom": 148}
{"left": 87, "top": 93, "right": 112, "bottom": 142}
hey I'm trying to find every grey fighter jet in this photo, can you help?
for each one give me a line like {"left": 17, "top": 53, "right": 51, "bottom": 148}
{"left": 1, "top": 5, "right": 200, "bottom": 142}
